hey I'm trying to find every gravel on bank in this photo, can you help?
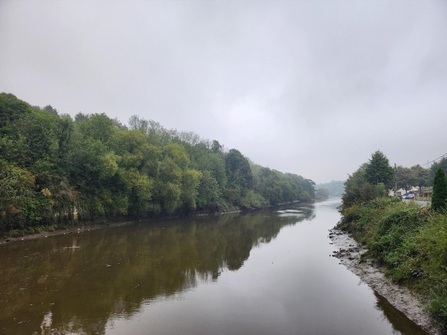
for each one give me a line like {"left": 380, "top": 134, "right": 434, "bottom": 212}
{"left": 329, "top": 227, "right": 441, "bottom": 335}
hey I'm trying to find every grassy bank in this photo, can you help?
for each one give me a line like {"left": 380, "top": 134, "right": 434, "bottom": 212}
{"left": 338, "top": 197, "right": 447, "bottom": 332}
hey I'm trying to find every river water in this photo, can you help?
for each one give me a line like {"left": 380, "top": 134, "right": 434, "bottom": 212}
{"left": 0, "top": 198, "right": 428, "bottom": 335}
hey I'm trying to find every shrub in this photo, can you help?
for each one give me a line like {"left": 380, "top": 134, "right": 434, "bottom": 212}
{"left": 432, "top": 167, "right": 447, "bottom": 213}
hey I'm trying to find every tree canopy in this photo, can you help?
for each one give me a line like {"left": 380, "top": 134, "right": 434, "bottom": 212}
{"left": 342, "top": 151, "right": 393, "bottom": 208}
{"left": 364, "top": 151, "right": 394, "bottom": 187}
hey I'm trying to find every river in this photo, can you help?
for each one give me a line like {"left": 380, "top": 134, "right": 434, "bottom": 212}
{"left": 0, "top": 198, "right": 428, "bottom": 335}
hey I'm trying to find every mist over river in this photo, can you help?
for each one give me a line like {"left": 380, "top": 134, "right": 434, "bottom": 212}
{"left": 0, "top": 199, "right": 427, "bottom": 335}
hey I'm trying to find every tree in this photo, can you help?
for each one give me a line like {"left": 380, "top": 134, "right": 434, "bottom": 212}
{"left": 1, "top": 93, "right": 320, "bottom": 230}
{"left": 180, "top": 169, "right": 201, "bottom": 211}
{"left": 256, "top": 168, "right": 283, "bottom": 204}
{"left": 429, "top": 157, "right": 447, "bottom": 186}
{"left": 211, "top": 140, "right": 223, "bottom": 154}
{"left": 196, "top": 171, "right": 222, "bottom": 210}
{"left": 410, "top": 164, "right": 429, "bottom": 195}
{"left": 225, "top": 149, "right": 253, "bottom": 205}
{"left": 0, "top": 93, "right": 33, "bottom": 128}
{"left": 0, "top": 160, "right": 34, "bottom": 225}
{"left": 364, "top": 151, "right": 394, "bottom": 187}
{"left": 395, "top": 166, "right": 415, "bottom": 194}
{"left": 432, "top": 167, "right": 447, "bottom": 213}
{"left": 77, "top": 113, "right": 116, "bottom": 145}
{"left": 342, "top": 163, "right": 380, "bottom": 208}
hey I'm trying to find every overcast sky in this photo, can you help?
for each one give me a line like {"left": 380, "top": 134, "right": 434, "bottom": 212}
{"left": 1, "top": 0, "right": 446, "bottom": 183}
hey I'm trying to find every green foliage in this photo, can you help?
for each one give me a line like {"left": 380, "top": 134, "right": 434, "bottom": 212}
{"left": 0, "top": 94, "right": 316, "bottom": 233}
{"left": 410, "top": 164, "right": 429, "bottom": 190}
{"left": 0, "top": 93, "right": 33, "bottom": 128}
{"left": 395, "top": 166, "right": 415, "bottom": 193}
{"left": 226, "top": 149, "right": 253, "bottom": 191}
{"left": 340, "top": 197, "right": 447, "bottom": 330}
{"left": 240, "top": 190, "right": 268, "bottom": 209}
{"left": 395, "top": 164, "right": 429, "bottom": 194}
{"left": 0, "top": 160, "right": 35, "bottom": 228}
{"left": 76, "top": 113, "right": 116, "bottom": 145}
{"left": 180, "top": 169, "right": 201, "bottom": 211}
{"left": 364, "top": 151, "right": 394, "bottom": 187}
{"left": 432, "top": 167, "right": 447, "bottom": 213}
{"left": 429, "top": 158, "right": 447, "bottom": 186}
{"left": 342, "top": 151, "right": 395, "bottom": 211}
{"left": 256, "top": 167, "right": 284, "bottom": 204}
{"left": 196, "top": 171, "right": 222, "bottom": 210}
{"left": 375, "top": 182, "right": 386, "bottom": 197}
{"left": 342, "top": 165, "right": 379, "bottom": 208}
{"left": 340, "top": 150, "right": 447, "bottom": 330}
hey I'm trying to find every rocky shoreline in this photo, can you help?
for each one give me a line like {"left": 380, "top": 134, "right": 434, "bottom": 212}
{"left": 329, "top": 227, "right": 441, "bottom": 335}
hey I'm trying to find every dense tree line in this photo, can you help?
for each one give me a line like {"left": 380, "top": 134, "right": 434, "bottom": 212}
{"left": 0, "top": 93, "right": 315, "bottom": 233}
{"left": 342, "top": 150, "right": 447, "bottom": 209}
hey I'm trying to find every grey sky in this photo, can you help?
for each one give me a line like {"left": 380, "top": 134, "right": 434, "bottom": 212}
{"left": 1, "top": 0, "right": 446, "bottom": 183}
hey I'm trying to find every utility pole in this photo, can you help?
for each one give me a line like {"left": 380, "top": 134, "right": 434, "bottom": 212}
{"left": 394, "top": 163, "right": 397, "bottom": 194}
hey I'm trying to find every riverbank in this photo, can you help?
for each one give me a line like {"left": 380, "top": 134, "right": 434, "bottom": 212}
{"left": 0, "top": 200, "right": 311, "bottom": 245}
{"left": 0, "top": 220, "right": 135, "bottom": 245}
{"left": 0, "top": 211, "right": 231, "bottom": 245}
{"left": 329, "top": 227, "right": 441, "bottom": 335}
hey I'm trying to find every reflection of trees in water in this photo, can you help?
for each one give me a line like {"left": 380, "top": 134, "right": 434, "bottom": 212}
{"left": 374, "top": 292, "right": 428, "bottom": 335}
{"left": 0, "top": 204, "right": 314, "bottom": 335}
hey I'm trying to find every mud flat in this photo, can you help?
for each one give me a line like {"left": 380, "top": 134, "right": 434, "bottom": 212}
{"left": 329, "top": 227, "right": 441, "bottom": 335}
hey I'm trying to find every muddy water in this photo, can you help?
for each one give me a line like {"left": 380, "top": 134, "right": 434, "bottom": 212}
{"left": 0, "top": 199, "right": 428, "bottom": 335}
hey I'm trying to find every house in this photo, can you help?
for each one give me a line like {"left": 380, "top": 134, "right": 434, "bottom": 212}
{"left": 389, "top": 186, "right": 421, "bottom": 198}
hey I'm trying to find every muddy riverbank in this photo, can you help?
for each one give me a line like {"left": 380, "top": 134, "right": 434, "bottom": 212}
{"left": 329, "top": 227, "right": 441, "bottom": 335}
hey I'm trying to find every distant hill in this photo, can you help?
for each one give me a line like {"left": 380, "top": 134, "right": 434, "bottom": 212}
{"left": 315, "top": 180, "right": 345, "bottom": 197}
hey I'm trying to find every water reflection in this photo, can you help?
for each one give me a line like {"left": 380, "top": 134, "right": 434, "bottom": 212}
{"left": 375, "top": 293, "right": 428, "bottom": 335}
{"left": 0, "top": 205, "right": 314, "bottom": 335}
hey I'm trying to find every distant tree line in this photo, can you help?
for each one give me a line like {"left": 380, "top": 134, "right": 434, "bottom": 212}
{"left": 315, "top": 180, "right": 344, "bottom": 197}
{"left": 0, "top": 93, "right": 315, "bottom": 233}
{"left": 342, "top": 150, "right": 447, "bottom": 209}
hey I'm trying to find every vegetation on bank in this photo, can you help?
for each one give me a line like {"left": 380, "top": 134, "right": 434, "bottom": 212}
{"left": 339, "top": 151, "right": 447, "bottom": 332}
{"left": 0, "top": 93, "right": 315, "bottom": 237}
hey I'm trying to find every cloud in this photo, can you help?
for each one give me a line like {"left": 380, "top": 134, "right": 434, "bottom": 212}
{"left": 1, "top": 0, "right": 446, "bottom": 183}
